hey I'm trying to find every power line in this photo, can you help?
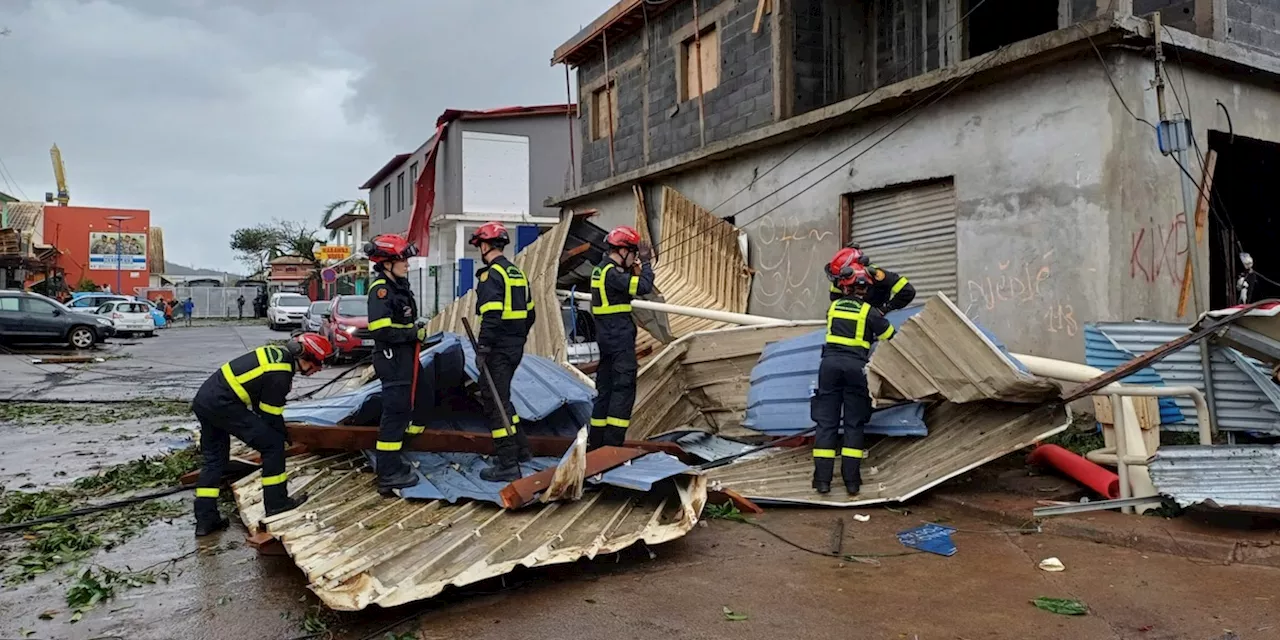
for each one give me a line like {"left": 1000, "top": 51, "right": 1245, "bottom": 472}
{"left": 0, "top": 154, "right": 30, "bottom": 200}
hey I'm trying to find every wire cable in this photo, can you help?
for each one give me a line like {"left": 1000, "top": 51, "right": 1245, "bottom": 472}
{"left": 0, "top": 485, "right": 193, "bottom": 533}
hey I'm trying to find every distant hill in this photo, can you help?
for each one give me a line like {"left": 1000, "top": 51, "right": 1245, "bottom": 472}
{"left": 163, "top": 261, "right": 242, "bottom": 279}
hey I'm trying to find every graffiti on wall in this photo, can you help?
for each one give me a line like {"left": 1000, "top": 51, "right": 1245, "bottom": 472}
{"left": 1130, "top": 213, "right": 1188, "bottom": 286}
{"left": 753, "top": 215, "right": 834, "bottom": 313}
{"left": 964, "top": 249, "right": 1078, "bottom": 337}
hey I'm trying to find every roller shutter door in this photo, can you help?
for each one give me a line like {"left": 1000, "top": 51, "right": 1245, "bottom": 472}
{"left": 850, "top": 179, "right": 957, "bottom": 299}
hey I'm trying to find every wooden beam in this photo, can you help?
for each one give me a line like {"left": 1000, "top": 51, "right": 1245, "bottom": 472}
{"left": 708, "top": 488, "right": 765, "bottom": 514}
{"left": 560, "top": 242, "right": 592, "bottom": 264}
{"left": 499, "top": 446, "right": 646, "bottom": 508}
{"left": 752, "top": 0, "right": 769, "bottom": 34}
{"left": 1178, "top": 149, "right": 1217, "bottom": 317}
{"left": 283, "top": 423, "right": 690, "bottom": 460}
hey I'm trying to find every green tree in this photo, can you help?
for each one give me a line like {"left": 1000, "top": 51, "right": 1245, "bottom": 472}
{"left": 230, "top": 226, "right": 280, "bottom": 276}
{"left": 320, "top": 199, "right": 368, "bottom": 240}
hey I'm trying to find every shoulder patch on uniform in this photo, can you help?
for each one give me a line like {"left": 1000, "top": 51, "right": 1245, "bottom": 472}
{"left": 479, "top": 270, "right": 489, "bottom": 283}
{"left": 875, "top": 269, "right": 886, "bottom": 281}
{"left": 377, "top": 288, "right": 387, "bottom": 298}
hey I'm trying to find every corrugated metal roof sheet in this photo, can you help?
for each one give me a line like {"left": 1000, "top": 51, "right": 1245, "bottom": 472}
{"left": 1084, "top": 325, "right": 1185, "bottom": 425}
{"left": 1, "top": 201, "right": 42, "bottom": 234}
{"left": 709, "top": 401, "right": 1070, "bottom": 506}
{"left": 1149, "top": 445, "right": 1280, "bottom": 511}
{"left": 868, "top": 294, "right": 1059, "bottom": 404}
{"left": 632, "top": 186, "right": 752, "bottom": 358}
{"left": 284, "top": 333, "right": 592, "bottom": 435}
{"left": 653, "top": 431, "right": 756, "bottom": 462}
{"left": 233, "top": 452, "right": 707, "bottom": 611}
{"left": 1091, "top": 322, "right": 1280, "bottom": 434}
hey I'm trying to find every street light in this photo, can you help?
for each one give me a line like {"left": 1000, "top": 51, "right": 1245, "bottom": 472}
{"left": 105, "top": 215, "right": 133, "bottom": 294}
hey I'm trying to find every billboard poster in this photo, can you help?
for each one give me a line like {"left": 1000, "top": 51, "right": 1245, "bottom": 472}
{"left": 89, "top": 231, "right": 148, "bottom": 270}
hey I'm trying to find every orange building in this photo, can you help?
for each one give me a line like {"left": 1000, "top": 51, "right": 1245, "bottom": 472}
{"left": 42, "top": 206, "right": 151, "bottom": 293}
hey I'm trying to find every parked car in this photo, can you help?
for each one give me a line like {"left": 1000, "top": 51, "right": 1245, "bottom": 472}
{"left": 68, "top": 292, "right": 130, "bottom": 313}
{"left": 321, "top": 294, "right": 372, "bottom": 362}
{"left": 303, "top": 301, "right": 331, "bottom": 332}
{"left": 95, "top": 300, "right": 156, "bottom": 338}
{"left": 267, "top": 292, "right": 312, "bottom": 331}
{"left": 141, "top": 299, "right": 169, "bottom": 329}
{"left": 0, "top": 290, "right": 115, "bottom": 349}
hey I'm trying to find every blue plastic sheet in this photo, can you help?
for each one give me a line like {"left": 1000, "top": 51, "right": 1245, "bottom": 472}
{"left": 897, "top": 523, "right": 957, "bottom": 557}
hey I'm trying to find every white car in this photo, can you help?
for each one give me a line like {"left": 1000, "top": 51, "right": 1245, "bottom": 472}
{"left": 268, "top": 293, "right": 312, "bottom": 331}
{"left": 96, "top": 300, "right": 156, "bottom": 337}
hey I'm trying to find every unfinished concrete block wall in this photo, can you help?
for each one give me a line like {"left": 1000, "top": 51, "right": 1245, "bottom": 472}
{"left": 1224, "top": 0, "right": 1280, "bottom": 56}
{"left": 577, "top": 0, "right": 775, "bottom": 186}
{"left": 1132, "top": 0, "right": 1199, "bottom": 32}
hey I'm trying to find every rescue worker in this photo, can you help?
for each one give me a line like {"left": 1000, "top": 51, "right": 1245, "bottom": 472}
{"left": 469, "top": 222, "right": 536, "bottom": 481}
{"left": 365, "top": 234, "right": 427, "bottom": 491}
{"left": 192, "top": 332, "right": 333, "bottom": 536}
{"left": 814, "top": 254, "right": 896, "bottom": 495}
{"left": 588, "top": 226, "right": 654, "bottom": 450}
{"left": 827, "top": 245, "right": 916, "bottom": 313}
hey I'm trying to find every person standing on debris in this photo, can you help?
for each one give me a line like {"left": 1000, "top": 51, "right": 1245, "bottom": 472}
{"left": 814, "top": 254, "right": 896, "bottom": 495}
{"left": 827, "top": 245, "right": 916, "bottom": 313}
{"left": 191, "top": 332, "right": 333, "bottom": 536}
{"left": 588, "top": 226, "right": 654, "bottom": 450}
{"left": 237, "top": 294, "right": 246, "bottom": 320}
{"left": 364, "top": 234, "right": 426, "bottom": 491}
{"left": 469, "top": 222, "right": 536, "bottom": 481}
{"left": 183, "top": 297, "right": 195, "bottom": 327}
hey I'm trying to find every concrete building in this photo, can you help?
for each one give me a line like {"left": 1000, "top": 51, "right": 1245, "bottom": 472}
{"left": 361, "top": 105, "right": 580, "bottom": 316}
{"left": 550, "top": 0, "right": 1280, "bottom": 361}
{"left": 42, "top": 205, "right": 151, "bottom": 294}
{"left": 322, "top": 209, "right": 371, "bottom": 296}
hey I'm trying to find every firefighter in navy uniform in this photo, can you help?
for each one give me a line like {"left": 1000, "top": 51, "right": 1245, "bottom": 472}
{"left": 192, "top": 332, "right": 334, "bottom": 536}
{"left": 469, "top": 222, "right": 536, "bottom": 481}
{"left": 826, "top": 246, "right": 916, "bottom": 313}
{"left": 365, "top": 234, "right": 427, "bottom": 491}
{"left": 814, "top": 255, "right": 896, "bottom": 495}
{"left": 589, "top": 226, "right": 654, "bottom": 450}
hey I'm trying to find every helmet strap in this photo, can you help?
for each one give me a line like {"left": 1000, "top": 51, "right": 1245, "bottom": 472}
{"left": 480, "top": 245, "right": 502, "bottom": 264}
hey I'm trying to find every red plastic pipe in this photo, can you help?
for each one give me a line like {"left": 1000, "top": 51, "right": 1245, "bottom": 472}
{"left": 1027, "top": 444, "right": 1120, "bottom": 500}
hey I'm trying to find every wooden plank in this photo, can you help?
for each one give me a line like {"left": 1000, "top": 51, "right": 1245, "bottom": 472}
{"left": 284, "top": 424, "right": 689, "bottom": 460}
{"left": 708, "top": 488, "right": 765, "bottom": 514}
{"left": 560, "top": 242, "right": 592, "bottom": 264}
{"left": 752, "top": 0, "right": 769, "bottom": 34}
{"left": 499, "top": 446, "right": 646, "bottom": 509}
{"left": 1178, "top": 149, "right": 1217, "bottom": 317}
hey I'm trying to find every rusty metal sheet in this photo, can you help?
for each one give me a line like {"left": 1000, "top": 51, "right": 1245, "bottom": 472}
{"left": 868, "top": 294, "right": 1060, "bottom": 404}
{"left": 706, "top": 401, "right": 1070, "bottom": 506}
{"left": 232, "top": 453, "right": 707, "bottom": 611}
{"left": 1149, "top": 444, "right": 1280, "bottom": 512}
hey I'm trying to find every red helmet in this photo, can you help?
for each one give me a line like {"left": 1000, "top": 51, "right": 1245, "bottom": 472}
{"left": 291, "top": 332, "right": 333, "bottom": 366}
{"left": 363, "top": 234, "right": 418, "bottom": 263}
{"left": 605, "top": 225, "right": 642, "bottom": 249}
{"left": 837, "top": 263, "right": 873, "bottom": 291}
{"left": 825, "top": 247, "right": 866, "bottom": 282}
{"left": 469, "top": 222, "right": 509, "bottom": 248}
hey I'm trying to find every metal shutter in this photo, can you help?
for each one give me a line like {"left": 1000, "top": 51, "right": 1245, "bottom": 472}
{"left": 850, "top": 179, "right": 957, "bottom": 299}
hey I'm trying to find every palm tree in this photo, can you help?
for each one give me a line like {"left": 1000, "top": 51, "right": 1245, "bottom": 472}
{"left": 321, "top": 199, "right": 369, "bottom": 240}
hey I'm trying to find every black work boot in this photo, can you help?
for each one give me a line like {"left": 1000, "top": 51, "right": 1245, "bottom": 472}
{"left": 843, "top": 459, "right": 863, "bottom": 496}
{"left": 813, "top": 458, "right": 835, "bottom": 494}
{"left": 479, "top": 457, "right": 522, "bottom": 482}
{"left": 515, "top": 429, "right": 532, "bottom": 462}
{"left": 194, "top": 516, "right": 230, "bottom": 537}
{"left": 375, "top": 452, "right": 419, "bottom": 491}
{"left": 263, "top": 484, "right": 309, "bottom": 517}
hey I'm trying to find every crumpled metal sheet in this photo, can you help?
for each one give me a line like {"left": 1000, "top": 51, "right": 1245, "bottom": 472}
{"left": 232, "top": 453, "right": 707, "bottom": 611}
{"left": 868, "top": 294, "right": 1059, "bottom": 404}
{"left": 1149, "top": 445, "right": 1280, "bottom": 512}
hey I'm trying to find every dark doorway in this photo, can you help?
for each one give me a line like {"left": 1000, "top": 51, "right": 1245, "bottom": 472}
{"left": 1207, "top": 131, "right": 1280, "bottom": 309}
{"left": 966, "top": 0, "right": 1059, "bottom": 58}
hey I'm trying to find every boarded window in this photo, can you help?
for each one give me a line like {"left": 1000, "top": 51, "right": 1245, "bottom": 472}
{"left": 843, "top": 179, "right": 957, "bottom": 299}
{"left": 383, "top": 184, "right": 391, "bottom": 219}
{"left": 592, "top": 83, "right": 618, "bottom": 141}
{"left": 681, "top": 25, "right": 720, "bottom": 101}
{"left": 396, "top": 172, "right": 405, "bottom": 211}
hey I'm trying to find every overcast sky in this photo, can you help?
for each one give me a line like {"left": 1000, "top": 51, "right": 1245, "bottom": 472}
{"left": 0, "top": 0, "right": 610, "bottom": 273}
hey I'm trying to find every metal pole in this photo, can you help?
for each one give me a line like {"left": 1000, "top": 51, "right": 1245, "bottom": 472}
{"left": 115, "top": 222, "right": 123, "bottom": 294}
{"left": 460, "top": 317, "right": 521, "bottom": 475}
{"left": 1199, "top": 337, "right": 1219, "bottom": 438}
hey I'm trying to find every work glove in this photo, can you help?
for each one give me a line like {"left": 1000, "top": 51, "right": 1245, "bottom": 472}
{"left": 475, "top": 345, "right": 491, "bottom": 374}
{"left": 417, "top": 326, "right": 430, "bottom": 343}
{"left": 637, "top": 241, "right": 653, "bottom": 264}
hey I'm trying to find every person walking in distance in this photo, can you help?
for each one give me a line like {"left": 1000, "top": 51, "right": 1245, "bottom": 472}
{"left": 469, "top": 222, "right": 535, "bottom": 481}
{"left": 588, "top": 226, "right": 654, "bottom": 450}
{"left": 364, "top": 234, "right": 426, "bottom": 491}
{"left": 191, "top": 332, "right": 333, "bottom": 536}
{"left": 183, "top": 297, "right": 195, "bottom": 327}
{"left": 813, "top": 254, "right": 896, "bottom": 495}
{"left": 237, "top": 294, "right": 246, "bottom": 320}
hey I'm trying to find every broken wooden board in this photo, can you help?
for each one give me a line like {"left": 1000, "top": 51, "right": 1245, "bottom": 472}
{"left": 284, "top": 423, "right": 690, "bottom": 460}
{"left": 500, "top": 445, "right": 646, "bottom": 509}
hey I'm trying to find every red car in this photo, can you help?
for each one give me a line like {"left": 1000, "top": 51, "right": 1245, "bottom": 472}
{"left": 321, "top": 294, "right": 373, "bottom": 362}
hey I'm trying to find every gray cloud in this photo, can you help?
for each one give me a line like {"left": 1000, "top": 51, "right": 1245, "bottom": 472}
{"left": 0, "top": 0, "right": 611, "bottom": 272}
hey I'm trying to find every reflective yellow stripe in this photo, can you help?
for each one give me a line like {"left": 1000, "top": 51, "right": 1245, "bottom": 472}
{"left": 479, "top": 301, "right": 503, "bottom": 313}
{"left": 878, "top": 325, "right": 895, "bottom": 341}
{"left": 369, "top": 317, "right": 414, "bottom": 330}
{"left": 511, "top": 415, "right": 520, "bottom": 424}
{"left": 371, "top": 279, "right": 386, "bottom": 288}
{"left": 259, "top": 402, "right": 284, "bottom": 416}
{"left": 590, "top": 418, "right": 607, "bottom": 427}
{"left": 195, "top": 487, "right": 220, "bottom": 498}
{"left": 261, "top": 472, "right": 288, "bottom": 486}
{"left": 606, "top": 416, "right": 630, "bottom": 427}
{"left": 376, "top": 440, "right": 402, "bottom": 451}
{"left": 406, "top": 424, "right": 425, "bottom": 435}
{"left": 813, "top": 448, "right": 837, "bottom": 459}
{"left": 491, "top": 427, "right": 514, "bottom": 439}
{"left": 628, "top": 276, "right": 639, "bottom": 296}
{"left": 222, "top": 348, "right": 293, "bottom": 408}
{"left": 830, "top": 283, "right": 841, "bottom": 294}
{"left": 826, "top": 299, "right": 871, "bottom": 348}
{"left": 890, "top": 277, "right": 909, "bottom": 296}
{"left": 488, "top": 266, "right": 531, "bottom": 320}
{"left": 591, "top": 264, "right": 632, "bottom": 315}
{"left": 841, "top": 448, "right": 867, "bottom": 459}
{"left": 221, "top": 364, "right": 251, "bottom": 406}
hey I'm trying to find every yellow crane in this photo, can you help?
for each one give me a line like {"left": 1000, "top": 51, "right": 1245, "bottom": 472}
{"left": 47, "top": 144, "right": 70, "bottom": 206}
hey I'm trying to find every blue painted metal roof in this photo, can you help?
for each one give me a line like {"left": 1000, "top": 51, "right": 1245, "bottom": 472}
{"left": 374, "top": 451, "right": 690, "bottom": 506}
{"left": 652, "top": 431, "right": 757, "bottom": 462}
{"left": 1083, "top": 325, "right": 1185, "bottom": 425}
{"left": 284, "top": 333, "right": 592, "bottom": 437}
